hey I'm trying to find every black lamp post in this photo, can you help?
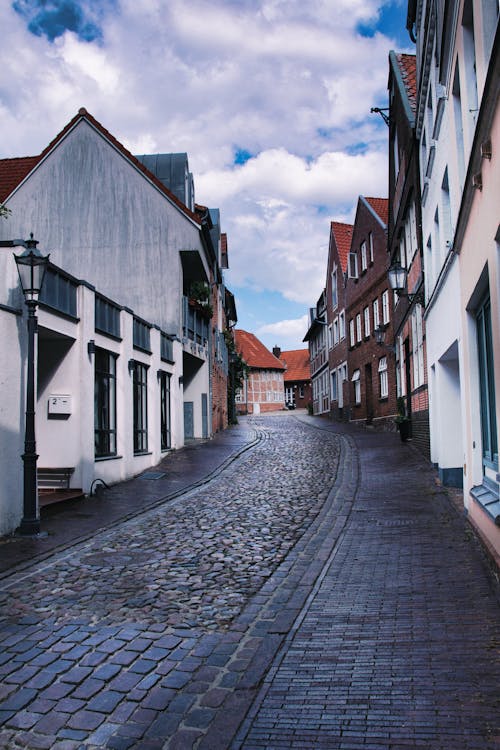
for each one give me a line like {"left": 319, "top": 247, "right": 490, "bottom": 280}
{"left": 13, "top": 234, "right": 50, "bottom": 535}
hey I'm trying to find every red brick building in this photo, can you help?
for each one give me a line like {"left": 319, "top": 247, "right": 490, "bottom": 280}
{"left": 346, "top": 196, "right": 397, "bottom": 425}
{"left": 387, "top": 52, "right": 429, "bottom": 456}
{"left": 275, "top": 348, "right": 312, "bottom": 409}
{"left": 326, "top": 221, "right": 352, "bottom": 421}
{"left": 234, "top": 330, "right": 285, "bottom": 414}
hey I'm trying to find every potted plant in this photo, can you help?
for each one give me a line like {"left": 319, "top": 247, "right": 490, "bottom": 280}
{"left": 188, "top": 281, "right": 213, "bottom": 319}
{"left": 395, "top": 397, "right": 411, "bottom": 442}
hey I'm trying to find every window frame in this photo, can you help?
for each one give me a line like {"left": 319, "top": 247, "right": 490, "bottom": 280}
{"left": 94, "top": 348, "right": 117, "bottom": 458}
{"left": 378, "top": 356, "right": 388, "bottom": 399}
{"left": 133, "top": 362, "right": 149, "bottom": 454}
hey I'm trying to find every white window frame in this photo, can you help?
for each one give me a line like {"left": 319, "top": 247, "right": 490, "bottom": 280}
{"left": 331, "top": 369, "right": 338, "bottom": 401}
{"left": 412, "top": 304, "right": 425, "bottom": 388}
{"left": 361, "top": 241, "right": 367, "bottom": 271}
{"left": 363, "top": 306, "right": 370, "bottom": 338}
{"left": 368, "top": 232, "right": 374, "bottom": 263}
{"left": 331, "top": 267, "right": 338, "bottom": 310}
{"left": 382, "top": 290, "right": 390, "bottom": 325}
{"left": 348, "top": 252, "right": 358, "bottom": 279}
{"left": 339, "top": 311, "right": 345, "bottom": 340}
{"left": 349, "top": 318, "right": 355, "bottom": 347}
{"left": 352, "top": 369, "right": 361, "bottom": 404}
{"left": 373, "top": 299, "right": 380, "bottom": 330}
{"left": 333, "top": 317, "right": 339, "bottom": 346}
{"left": 356, "top": 313, "right": 362, "bottom": 343}
{"left": 378, "top": 356, "right": 388, "bottom": 398}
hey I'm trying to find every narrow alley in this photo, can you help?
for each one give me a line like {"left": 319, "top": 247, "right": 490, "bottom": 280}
{"left": 0, "top": 414, "right": 498, "bottom": 749}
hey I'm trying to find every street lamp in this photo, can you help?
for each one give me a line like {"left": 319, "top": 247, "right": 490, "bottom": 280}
{"left": 13, "top": 234, "right": 50, "bottom": 535}
{"left": 388, "top": 262, "right": 425, "bottom": 306}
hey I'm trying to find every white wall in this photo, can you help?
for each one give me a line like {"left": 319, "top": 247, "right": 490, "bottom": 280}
{"left": 1, "top": 119, "right": 206, "bottom": 337}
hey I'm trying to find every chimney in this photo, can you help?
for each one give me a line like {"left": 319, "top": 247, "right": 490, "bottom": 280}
{"left": 273, "top": 346, "right": 281, "bottom": 358}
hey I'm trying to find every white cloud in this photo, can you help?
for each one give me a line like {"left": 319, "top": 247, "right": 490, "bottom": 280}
{"left": 257, "top": 315, "right": 310, "bottom": 350}
{"left": 0, "top": 0, "right": 403, "bottom": 346}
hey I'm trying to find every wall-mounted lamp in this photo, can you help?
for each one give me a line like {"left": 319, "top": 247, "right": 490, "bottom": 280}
{"left": 87, "top": 340, "right": 96, "bottom": 356}
{"left": 388, "top": 263, "right": 425, "bottom": 306}
{"left": 128, "top": 359, "right": 136, "bottom": 374}
{"left": 373, "top": 324, "right": 396, "bottom": 352}
{"left": 472, "top": 172, "right": 483, "bottom": 191}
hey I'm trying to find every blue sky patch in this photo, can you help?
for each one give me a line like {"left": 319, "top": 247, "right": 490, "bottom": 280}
{"left": 234, "top": 148, "right": 254, "bottom": 166}
{"left": 12, "top": 0, "right": 112, "bottom": 42}
{"left": 356, "top": 1, "right": 409, "bottom": 48}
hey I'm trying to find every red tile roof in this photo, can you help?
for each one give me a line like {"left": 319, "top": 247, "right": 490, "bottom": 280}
{"left": 0, "top": 108, "right": 201, "bottom": 224}
{"left": 0, "top": 157, "right": 40, "bottom": 202}
{"left": 235, "top": 330, "right": 285, "bottom": 370}
{"left": 396, "top": 53, "right": 417, "bottom": 114}
{"left": 280, "top": 349, "right": 311, "bottom": 382}
{"left": 331, "top": 222, "right": 353, "bottom": 273}
{"left": 365, "top": 197, "right": 389, "bottom": 226}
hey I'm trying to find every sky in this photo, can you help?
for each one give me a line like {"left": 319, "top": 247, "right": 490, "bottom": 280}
{"left": 1, "top": 0, "right": 413, "bottom": 352}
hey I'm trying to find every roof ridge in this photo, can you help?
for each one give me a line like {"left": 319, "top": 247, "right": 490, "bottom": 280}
{"left": 1, "top": 108, "right": 201, "bottom": 224}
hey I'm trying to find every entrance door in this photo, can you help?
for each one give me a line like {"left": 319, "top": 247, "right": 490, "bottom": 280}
{"left": 365, "top": 363, "right": 373, "bottom": 423}
{"left": 184, "top": 401, "right": 194, "bottom": 440}
{"left": 201, "top": 393, "right": 208, "bottom": 439}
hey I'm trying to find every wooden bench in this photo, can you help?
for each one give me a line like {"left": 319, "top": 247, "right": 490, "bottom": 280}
{"left": 38, "top": 467, "right": 84, "bottom": 508}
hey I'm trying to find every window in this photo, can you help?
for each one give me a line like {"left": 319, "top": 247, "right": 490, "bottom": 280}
{"left": 161, "top": 333, "right": 174, "bottom": 363}
{"left": 411, "top": 305, "right": 425, "bottom": 388}
{"left": 331, "top": 369, "right": 338, "bottom": 401}
{"left": 299, "top": 385, "right": 304, "bottom": 399}
{"left": 352, "top": 369, "right": 361, "bottom": 404}
{"left": 363, "top": 306, "right": 370, "bottom": 338}
{"left": 133, "top": 318, "right": 151, "bottom": 352}
{"left": 95, "top": 295, "right": 120, "bottom": 338}
{"left": 333, "top": 318, "right": 339, "bottom": 346}
{"left": 339, "top": 311, "right": 345, "bottom": 340}
{"left": 328, "top": 324, "right": 333, "bottom": 350}
{"left": 368, "top": 232, "right": 374, "bottom": 263}
{"left": 477, "top": 294, "right": 498, "bottom": 467}
{"left": 356, "top": 313, "right": 362, "bottom": 343}
{"left": 159, "top": 371, "right": 171, "bottom": 451}
{"left": 133, "top": 362, "right": 148, "bottom": 454}
{"left": 349, "top": 319, "right": 355, "bottom": 347}
{"left": 361, "top": 242, "right": 367, "bottom": 272}
{"left": 378, "top": 356, "right": 388, "bottom": 398}
{"left": 382, "top": 290, "right": 390, "bottom": 324}
{"left": 331, "top": 268, "right": 338, "bottom": 310}
{"left": 373, "top": 299, "right": 380, "bottom": 329}
{"left": 40, "top": 267, "right": 77, "bottom": 317}
{"left": 348, "top": 252, "right": 358, "bottom": 279}
{"left": 94, "top": 348, "right": 117, "bottom": 458}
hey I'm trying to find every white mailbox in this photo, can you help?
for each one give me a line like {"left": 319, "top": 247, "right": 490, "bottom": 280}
{"left": 48, "top": 394, "right": 72, "bottom": 416}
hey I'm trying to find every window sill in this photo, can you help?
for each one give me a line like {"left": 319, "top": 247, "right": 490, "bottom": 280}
{"left": 134, "top": 451, "right": 152, "bottom": 457}
{"left": 95, "top": 454, "right": 122, "bottom": 462}
{"left": 470, "top": 483, "right": 500, "bottom": 526}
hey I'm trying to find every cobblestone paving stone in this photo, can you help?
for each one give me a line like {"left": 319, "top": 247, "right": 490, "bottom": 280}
{"left": 0, "top": 415, "right": 350, "bottom": 749}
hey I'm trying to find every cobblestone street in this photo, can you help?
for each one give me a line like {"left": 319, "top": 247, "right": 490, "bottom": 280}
{"left": 0, "top": 414, "right": 499, "bottom": 749}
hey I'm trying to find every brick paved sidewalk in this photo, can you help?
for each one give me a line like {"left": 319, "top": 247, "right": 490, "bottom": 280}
{"left": 234, "top": 417, "right": 500, "bottom": 750}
